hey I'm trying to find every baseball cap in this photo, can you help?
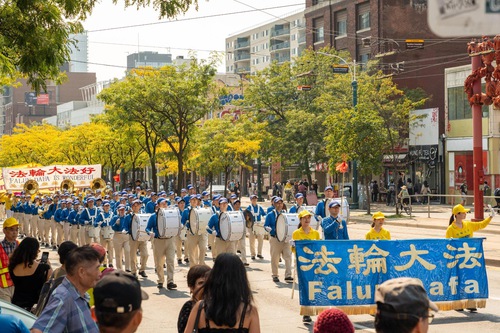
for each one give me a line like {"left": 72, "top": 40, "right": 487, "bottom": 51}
{"left": 230, "top": 194, "right": 237, "bottom": 199}
{"left": 375, "top": 277, "right": 438, "bottom": 316}
{"left": 3, "top": 217, "right": 19, "bottom": 228}
{"left": 219, "top": 198, "right": 228, "bottom": 204}
{"left": 132, "top": 199, "right": 142, "bottom": 205}
{"left": 102, "top": 201, "right": 111, "bottom": 206}
{"left": 233, "top": 199, "right": 241, "bottom": 205}
{"left": 90, "top": 243, "right": 107, "bottom": 259}
{"left": 329, "top": 201, "right": 340, "bottom": 208}
{"left": 94, "top": 271, "right": 149, "bottom": 314}
{"left": 295, "top": 193, "right": 304, "bottom": 199}
{"left": 372, "top": 211, "right": 385, "bottom": 220}
{"left": 117, "top": 204, "right": 126, "bottom": 210}
{"left": 250, "top": 194, "right": 257, "bottom": 199}
{"left": 273, "top": 197, "right": 283, "bottom": 203}
{"left": 298, "top": 210, "right": 313, "bottom": 219}
{"left": 157, "top": 198, "right": 167, "bottom": 205}
{"left": 174, "top": 196, "right": 183, "bottom": 203}
{"left": 314, "top": 308, "right": 354, "bottom": 333}
{"left": 452, "top": 204, "right": 470, "bottom": 215}
{"left": 324, "top": 186, "right": 333, "bottom": 191}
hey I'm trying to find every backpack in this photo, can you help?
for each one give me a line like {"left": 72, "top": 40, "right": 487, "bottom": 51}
{"left": 32, "top": 271, "right": 65, "bottom": 316}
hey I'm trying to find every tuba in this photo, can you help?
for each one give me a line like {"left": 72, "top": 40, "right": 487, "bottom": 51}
{"left": 90, "top": 178, "right": 106, "bottom": 192}
{"left": 23, "top": 180, "right": 39, "bottom": 195}
{"left": 60, "top": 179, "right": 74, "bottom": 193}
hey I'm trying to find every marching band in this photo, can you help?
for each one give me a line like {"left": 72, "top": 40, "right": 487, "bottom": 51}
{"left": 5, "top": 180, "right": 348, "bottom": 286}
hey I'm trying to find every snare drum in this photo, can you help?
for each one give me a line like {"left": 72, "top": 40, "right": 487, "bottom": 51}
{"left": 130, "top": 214, "right": 151, "bottom": 242}
{"left": 157, "top": 208, "right": 182, "bottom": 238}
{"left": 101, "top": 226, "right": 114, "bottom": 240}
{"left": 275, "top": 213, "right": 300, "bottom": 242}
{"left": 189, "top": 208, "right": 212, "bottom": 235}
{"left": 87, "top": 225, "right": 100, "bottom": 239}
{"left": 219, "top": 211, "right": 245, "bottom": 241}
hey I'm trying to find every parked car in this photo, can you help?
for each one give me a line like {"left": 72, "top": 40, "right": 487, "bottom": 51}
{"left": 0, "top": 298, "right": 37, "bottom": 328}
{"left": 205, "top": 184, "right": 227, "bottom": 197}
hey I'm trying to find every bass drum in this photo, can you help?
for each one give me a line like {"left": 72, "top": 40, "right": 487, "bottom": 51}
{"left": 131, "top": 214, "right": 151, "bottom": 241}
{"left": 157, "top": 208, "right": 182, "bottom": 238}
{"left": 275, "top": 213, "right": 300, "bottom": 242}
{"left": 219, "top": 211, "right": 245, "bottom": 241}
{"left": 189, "top": 208, "right": 212, "bottom": 235}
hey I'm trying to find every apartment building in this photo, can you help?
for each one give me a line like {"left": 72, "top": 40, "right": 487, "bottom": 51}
{"left": 225, "top": 10, "right": 306, "bottom": 75}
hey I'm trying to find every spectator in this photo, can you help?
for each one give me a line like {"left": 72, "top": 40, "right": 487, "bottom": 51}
{"left": 0, "top": 313, "right": 30, "bottom": 333}
{"left": 0, "top": 217, "right": 20, "bottom": 302}
{"left": 87, "top": 242, "right": 114, "bottom": 307}
{"left": 52, "top": 241, "right": 78, "bottom": 279}
{"left": 374, "top": 277, "right": 438, "bottom": 333}
{"left": 372, "top": 181, "right": 379, "bottom": 202}
{"left": 421, "top": 181, "right": 430, "bottom": 204}
{"left": 460, "top": 180, "right": 467, "bottom": 205}
{"left": 184, "top": 253, "right": 260, "bottom": 332}
{"left": 92, "top": 271, "right": 148, "bottom": 333}
{"left": 8, "top": 237, "right": 51, "bottom": 311}
{"left": 31, "top": 246, "right": 101, "bottom": 333}
{"left": 313, "top": 308, "right": 354, "bottom": 333}
{"left": 177, "top": 264, "right": 211, "bottom": 333}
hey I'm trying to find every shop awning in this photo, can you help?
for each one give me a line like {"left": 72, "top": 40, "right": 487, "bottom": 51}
{"left": 383, "top": 154, "right": 407, "bottom": 162}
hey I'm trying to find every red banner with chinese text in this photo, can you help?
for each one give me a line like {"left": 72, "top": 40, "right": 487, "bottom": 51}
{"left": 2, "top": 164, "right": 102, "bottom": 191}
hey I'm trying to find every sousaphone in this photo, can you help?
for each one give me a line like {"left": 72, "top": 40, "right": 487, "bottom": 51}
{"left": 23, "top": 180, "right": 39, "bottom": 195}
{"left": 60, "top": 179, "right": 74, "bottom": 193}
{"left": 90, "top": 178, "right": 106, "bottom": 191}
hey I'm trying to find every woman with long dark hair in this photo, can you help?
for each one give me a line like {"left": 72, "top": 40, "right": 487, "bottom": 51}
{"left": 184, "top": 253, "right": 260, "bottom": 333}
{"left": 8, "top": 237, "right": 51, "bottom": 311}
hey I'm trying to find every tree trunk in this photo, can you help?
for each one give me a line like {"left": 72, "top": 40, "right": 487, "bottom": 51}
{"left": 150, "top": 157, "right": 158, "bottom": 192}
{"left": 177, "top": 153, "right": 184, "bottom": 193}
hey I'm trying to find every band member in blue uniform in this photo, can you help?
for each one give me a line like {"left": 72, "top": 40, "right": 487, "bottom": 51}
{"left": 175, "top": 197, "right": 188, "bottom": 265}
{"left": 95, "top": 201, "right": 114, "bottom": 267}
{"left": 183, "top": 195, "right": 206, "bottom": 267}
{"left": 145, "top": 193, "right": 158, "bottom": 213}
{"left": 146, "top": 198, "right": 177, "bottom": 290}
{"left": 111, "top": 204, "right": 130, "bottom": 272}
{"left": 264, "top": 197, "right": 292, "bottom": 283}
{"left": 68, "top": 200, "right": 81, "bottom": 245}
{"left": 246, "top": 195, "right": 266, "bottom": 261}
{"left": 207, "top": 198, "right": 236, "bottom": 259}
{"left": 288, "top": 193, "right": 306, "bottom": 213}
{"left": 315, "top": 186, "right": 334, "bottom": 219}
{"left": 79, "top": 197, "right": 99, "bottom": 245}
{"left": 321, "top": 201, "right": 349, "bottom": 240}
{"left": 123, "top": 199, "right": 149, "bottom": 278}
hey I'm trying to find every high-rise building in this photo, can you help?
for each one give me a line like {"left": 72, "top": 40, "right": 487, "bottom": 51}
{"left": 127, "top": 51, "right": 173, "bottom": 71}
{"left": 225, "top": 10, "right": 306, "bottom": 75}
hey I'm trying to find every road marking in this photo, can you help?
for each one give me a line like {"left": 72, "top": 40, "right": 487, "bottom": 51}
{"left": 489, "top": 296, "right": 500, "bottom": 301}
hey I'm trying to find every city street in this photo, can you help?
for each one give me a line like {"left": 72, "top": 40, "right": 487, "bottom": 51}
{"left": 2, "top": 201, "right": 500, "bottom": 332}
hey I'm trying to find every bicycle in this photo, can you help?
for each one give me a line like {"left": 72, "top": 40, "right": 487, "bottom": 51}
{"left": 397, "top": 197, "right": 412, "bottom": 215}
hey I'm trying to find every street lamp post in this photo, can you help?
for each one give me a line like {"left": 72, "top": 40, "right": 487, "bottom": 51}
{"left": 317, "top": 52, "right": 359, "bottom": 208}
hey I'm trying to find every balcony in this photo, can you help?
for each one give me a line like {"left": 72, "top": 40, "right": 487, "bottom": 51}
{"left": 236, "top": 66, "right": 250, "bottom": 73}
{"left": 235, "top": 40, "right": 250, "bottom": 49}
{"left": 270, "top": 41, "right": 290, "bottom": 52}
{"left": 235, "top": 53, "right": 251, "bottom": 62}
{"left": 271, "top": 28, "right": 290, "bottom": 38}
{"left": 298, "top": 35, "right": 306, "bottom": 44}
{"left": 271, "top": 54, "right": 291, "bottom": 63}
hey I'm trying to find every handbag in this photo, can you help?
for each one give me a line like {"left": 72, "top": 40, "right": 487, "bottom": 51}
{"left": 192, "top": 300, "right": 204, "bottom": 333}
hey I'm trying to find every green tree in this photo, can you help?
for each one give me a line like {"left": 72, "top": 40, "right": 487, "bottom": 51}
{"left": 1, "top": 0, "right": 200, "bottom": 91}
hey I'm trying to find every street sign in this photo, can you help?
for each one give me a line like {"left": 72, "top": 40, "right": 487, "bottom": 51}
{"left": 406, "top": 39, "right": 424, "bottom": 49}
{"left": 332, "top": 65, "right": 349, "bottom": 74}
{"left": 297, "top": 85, "right": 311, "bottom": 91}
{"left": 428, "top": 0, "right": 500, "bottom": 37}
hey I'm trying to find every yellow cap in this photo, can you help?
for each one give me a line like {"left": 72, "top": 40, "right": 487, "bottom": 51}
{"left": 372, "top": 211, "right": 385, "bottom": 220}
{"left": 298, "top": 210, "right": 313, "bottom": 219}
{"left": 452, "top": 204, "right": 470, "bottom": 215}
{"left": 3, "top": 217, "right": 19, "bottom": 228}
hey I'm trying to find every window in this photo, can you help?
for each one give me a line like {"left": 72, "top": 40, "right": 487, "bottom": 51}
{"left": 335, "top": 10, "right": 347, "bottom": 37}
{"left": 448, "top": 84, "right": 488, "bottom": 120}
{"left": 313, "top": 17, "right": 324, "bottom": 43}
{"left": 292, "top": 34, "right": 296, "bottom": 41}
{"left": 357, "top": 2, "right": 371, "bottom": 31}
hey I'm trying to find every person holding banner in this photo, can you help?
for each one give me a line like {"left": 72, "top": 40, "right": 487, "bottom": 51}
{"left": 446, "top": 203, "right": 493, "bottom": 313}
{"left": 291, "top": 210, "right": 320, "bottom": 323}
{"left": 365, "top": 212, "right": 391, "bottom": 240}
{"left": 321, "top": 201, "right": 349, "bottom": 240}
{"left": 264, "top": 197, "right": 293, "bottom": 283}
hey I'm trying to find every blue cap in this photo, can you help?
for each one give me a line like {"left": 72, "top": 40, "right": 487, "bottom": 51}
{"left": 159, "top": 191, "right": 166, "bottom": 195}
{"left": 187, "top": 185, "right": 193, "bottom": 190}
{"left": 60, "top": 200, "right": 66, "bottom": 204}
{"left": 103, "top": 200, "right": 111, "bottom": 206}
{"left": 128, "top": 194, "right": 135, "bottom": 198}
{"left": 151, "top": 192, "right": 157, "bottom": 196}
{"left": 219, "top": 198, "right": 228, "bottom": 204}
{"left": 117, "top": 204, "right": 126, "bottom": 210}
{"left": 329, "top": 201, "right": 341, "bottom": 208}
{"left": 250, "top": 194, "right": 257, "bottom": 199}
{"left": 325, "top": 186, "right": 333, "bottom": 191}
{"left": 213, "top": 194, "right": 221, "bottom": 201}
{"left": 132, "top": 199, "right": 142, "bottom": 205}
{"left": 181, "top": 188, "right": 187, "bottom": 193}
{"left": 157, "top": 198, "right": 167, "bottom": 205}
{"left": 295, "top": 193, "right": 304, "bottom": 199}
{"left": 120, "top": 197, "right": 127, "bottom": 201}
{"left": 190, "top": 194, "right": 197, "bottom": 200}
{"left": 168, "top": 191, "right": 174, "bottom": 196}
{"left": 174, "top": 196, "right": 182, "bottom": 203}
{"left": 230, "top": 194, "right": 237, "bottom": 199}
{"left": 196, "top": 194, "right": 202, "bottom": 199}
{"left": 201, "top": 191, "right": 209, "bottom": 196}
{"left": 273, "top": 197, "right": 283, "bottom": 203}
{"left": 73, "top": 200, "right": 80, "bottom": 205}
{"left": 87, "top": 197, "right": 95, "bottom": 202}
{"left": 233, "top": 199, "right": 241, "bottom": 204}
